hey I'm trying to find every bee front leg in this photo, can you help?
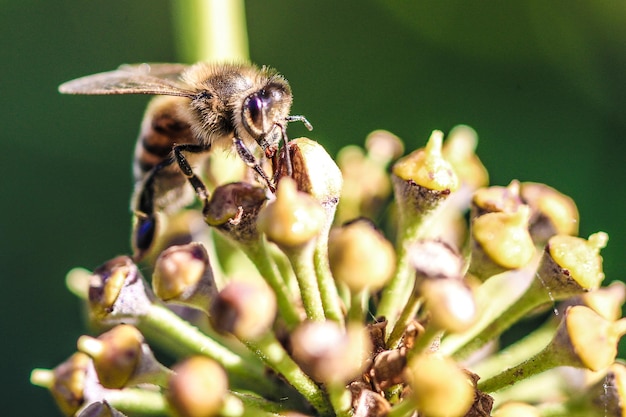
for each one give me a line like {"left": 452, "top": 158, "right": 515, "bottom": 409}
{"left": 233, "top": 137, "right": 275, "bottom": 192}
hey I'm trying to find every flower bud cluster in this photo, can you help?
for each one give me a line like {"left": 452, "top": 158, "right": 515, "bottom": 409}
{"left": 32, "top": 126, "right": 622, "bottom": 417}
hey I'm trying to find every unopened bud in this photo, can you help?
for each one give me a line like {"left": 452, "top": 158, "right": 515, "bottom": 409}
{"left": 519, "top": 182, "right": 579, "bottom": 245}
{"left": 77, "top": 324, "right": 171, "bottom": 389}
{"left": 88, "top": 256, "right": 153, "bottom": 325}
{"left": 204, "top": 182, "right": 267, "bottom": 244}
{"left": 290, "top": 321, "right": 372, "bottom": 384}
{"left": 328, "top": 219, "right": 396, "bottom": 293}
{"left": 209, "top": 281, "right": 276, "bottom": 340}
{"left": 257, "top": 177, "right": 326, "bottom": 248}
{"left": 545, "top": 232, "right": 607, "bottom": 291}
{"left": 442, "top": 125, "right": 489, "bottom": 190}
{"left": 556, "top": 305, "right": 626, "bottom": 371}
{"left": 471, "top": 181, "right": 522, "bottom": 219}
{"left": 406, "top": 353, "right": 474, "bottom": 417}
{"left": 30, "top": 352, "right": 91, "bottom": 416}
{"left": 167, "top": 356, "right": 228, "bottom": 417}
{"left": 469, "top": 205, "right": 535, "bottom": 280}
{"left": 393, "top": 130, "right": 459, "bottom": 193}
{"left": 419, "top": 279, "right": 476, "bottom": 333}
{"left": 152, "top": 242, "right": 217, "bottom": 311}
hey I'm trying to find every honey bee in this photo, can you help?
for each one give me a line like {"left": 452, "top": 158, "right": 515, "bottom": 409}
{"left": 59, "top": 62, "right": 312, "bottom": 258}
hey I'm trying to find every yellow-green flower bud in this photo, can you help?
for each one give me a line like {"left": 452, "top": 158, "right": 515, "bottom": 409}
{"left": 469, "top": 205, "right": 535, "bottom": 280}
{"left": 257, "top": 177, "right": 326, "bottom": 248}
{"left": 209, "top": 281, "right": 276, "bottom": 340}
{"left": 77, "top": 325, "right": 142, "bottom": 389}
{"left": 406, "top": 353, "right": 474, "bottom": 417}
{"left": 152, "top": 242, "right": 217, "bottom": 311}
{"left": 167, "top": 356, "right": 228, "bottom": 417}
{"left": 520, "top": 182, "right": 579, "bottom": 244}
{"left": 442, "top": 125, "right": 489, "bottom": 190}
{"left": 204, "top": 182, "right": 267, "bottom": 243}
{"left": 393, "top": 130, "right": 459, "bottom": 192}
{"left": 547, "top": 232, "right": 607, "bottom": 290}
{"left": 419, "top": 279, "right": 476, "bottom": 333}
{"left": 290, "top": 321, "right": 372, "bottom": 384}
{"left": 558, "top": 305, "right": 626, "bottom": 371}
{"left": 31, "top": 353, "right": 91, "bottom": 416}
{"left": 328, "top": 219, "right": 396, "bottom": 293}
{"left": 471, "top": 181, "right": 522, "bottom": 219}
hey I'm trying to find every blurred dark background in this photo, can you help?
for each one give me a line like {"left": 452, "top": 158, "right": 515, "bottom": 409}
{"left": 2, "top": 1, "right": 624, "bottom": 415}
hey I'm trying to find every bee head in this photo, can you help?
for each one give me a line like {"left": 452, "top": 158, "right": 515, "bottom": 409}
{"left": 241, "top": 80, "right": 293, "bottom": 152}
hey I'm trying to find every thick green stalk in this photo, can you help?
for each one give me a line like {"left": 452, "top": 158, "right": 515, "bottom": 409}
{"left": 172, "top": 0, "right": 249, "bottom": 63}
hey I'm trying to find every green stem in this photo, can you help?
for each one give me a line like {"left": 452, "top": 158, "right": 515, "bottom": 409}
{"left": 452, "top": 276, "right": 551, "bottom": 360}
{"left": 138, "top": 303, "right": 277, "bottom": 397}
{"left": 105, "top": 387, "right": 168, "bottom": 416}
{"left": 172, "top": 0, "right": 249, "bottom": 63}
{"left": 244, "top": 333, "right": 333, "bottom": 417}
{"left": 240, "top": 239, "right": 302, "bottom": 327}
{"left": 407, "top": 325, "right": 442, "bottom": 358}
{"left": 387, "top": 398, "right": 417, "bottom": 417}
{"left": 376, "top": 238, "right": 414, "bottom": 331}
{"left": 386, "top": 291, "right": 422, "bottom": 349}
{"left": 477, "top": 342, "right": 559, "bottom": 393}
{"left": 348, "top": 289, "right": 367, "bottom": 323}
{"left": 327, "top": 382, "right": 352, "bottom": 417}
{"left": 284, "top": 242, "right": 326, "bottom": 322}
{"left": 314, "top": 233, "right": 345, "bottom": 325}
{"left": 470, "top": 317, "right": 556, "bottom": 380}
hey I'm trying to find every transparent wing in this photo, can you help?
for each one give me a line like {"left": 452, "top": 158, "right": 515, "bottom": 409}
{"left": 58, "top": 63, "right": 195, "bottom": 97}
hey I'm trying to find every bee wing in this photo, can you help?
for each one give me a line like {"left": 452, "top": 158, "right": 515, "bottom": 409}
{"left": 58, "top": 63, "right": 195, "bottom": 97}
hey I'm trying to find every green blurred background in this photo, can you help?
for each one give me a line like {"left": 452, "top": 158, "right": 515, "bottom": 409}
{"left": 2, "top": 1, "right": 624, "bottom": 415}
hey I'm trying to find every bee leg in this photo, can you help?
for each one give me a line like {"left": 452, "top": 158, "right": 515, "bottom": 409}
{"left": 172, "top": 143, "right": 212, "bottom": 204}
{"left": 132, "top": 159, "right": 173, "bottom": 260}
{"left": 232, "top": 137, "right": 275, "bottom": 192}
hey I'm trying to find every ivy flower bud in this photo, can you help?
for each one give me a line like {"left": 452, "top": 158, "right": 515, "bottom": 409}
{"left": 167, "top": 356, "right": 228, "bottom": 417}
{"left": 442, "top": 125, "right": 489, "bottom": 190}
{"left": 478, "top": 305, "right": 626, "bottom": 393}
{"left": 152, "top": 242, "right": 218, "bottom": 311}
{"left": 406, "top": 353, "right": 474, "bottom": 417}
{"left": 328, "top": 219, "right": 396, "bottom": 293}
{"left": 204, "top": 182, "right": 267, "bottom": 244}
{"left": 77, "top": 324, "right": 171, "bottom": 389}
{"left": 469, "top": 205, "right": 535, "bottom": 281}
{"left": 556, "top": 305, "right": 626, "bottom": 371}
{"left": 393, "top": 130, "right": 459, "bottom": 193}
{"left": 336, "top": 131, "right": 401, "bottom": 223}
{"left": 209, "top": 281, "right": 276, "bottom": 340}
{"left": 257, "top": 177, "right": 326, "bottom": 249}
{"left": 31, "top": 352, "right": 91, "bottom": 416}
{"left": 419, "top": 279, "right": 476, "bottom": 333}
{"left": 275, "top": 137, "right": 343, "bottom": 212}
{"left": 88, "top": 256, "right": 153, "bottom": 325}
{"left": 578, "top": 280, "right": 626, "bottom": 321}
{"left": 290, "top": 321, "right": 372, "bottom": 384}
{"left": 544, "top": 232, "right": 607, "bottom": 291}
{"left": 519, "top": 182, "right": 579, "bottom": 245}
{"left": 471, "top": 181, "right": 522, "bottom": 219}
{"left": 365, "top": 129, "right": 404, "bottom": 166}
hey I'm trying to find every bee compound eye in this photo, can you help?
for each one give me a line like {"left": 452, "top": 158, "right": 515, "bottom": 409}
{"left": 244, "top": 93, "right": 266, "bottom": 131}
